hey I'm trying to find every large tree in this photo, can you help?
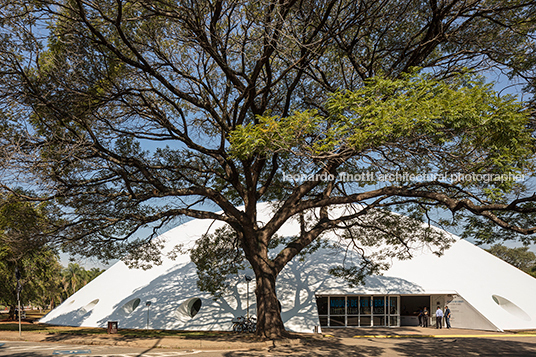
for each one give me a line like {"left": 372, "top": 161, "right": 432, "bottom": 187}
{"left": 0, "top": 194, "right": 62, "bottom": 313}
{"left": 0, "top": 246, "right": 63, "bottom": 314}
{"left": 1, "top": 0, "right": 536, "bottom": 338}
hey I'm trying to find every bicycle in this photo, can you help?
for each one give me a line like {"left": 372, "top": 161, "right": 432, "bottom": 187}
{"left": 231, "top": 316, "right": 256, "bottom": 333}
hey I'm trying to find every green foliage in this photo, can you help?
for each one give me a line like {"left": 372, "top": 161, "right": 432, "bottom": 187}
{"left": 229, "top": 110, "right": 324, "bottom": 159}
{"left": 462, "top": 206, "right": 536, "bottom": 246}
{"left": 329, "top": 209, "right": 455, "bottom": 286}
{"left": 0, "top": 194, "right": 57, "bottom": 260}
{"left": 0, "top": 245, "right": 63, "bottom": 309}
{"left": 59, "top": 263, "right": 104, "bottom": 301}
{"left": 486, "top": 244, "right": 536, "bottom": 278}
{"left": 0, "top": 253, "right": 105, "bottom": 309}
{"left": 230, "top": 73, "right": 532, "bottom": 191}
{"left": 190, "top": 226, "right": 246, "bottom": 298}
{"left": 190, "top": 223, "right": 330, "bottom": 297}
{"left": 0, "top": 193, "right": 62, "bottom": 308}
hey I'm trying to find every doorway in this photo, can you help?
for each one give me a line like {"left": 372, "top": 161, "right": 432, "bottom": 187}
{"left": 400, "top": 295, "right": 430, "bottom": 326}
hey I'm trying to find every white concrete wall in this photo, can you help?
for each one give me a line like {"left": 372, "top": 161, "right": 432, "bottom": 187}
{"left": 448, "top": 295, "right": 498, "bottom": 331}
{"left": 41, "top": 203, "right": 536, "bottom": 332}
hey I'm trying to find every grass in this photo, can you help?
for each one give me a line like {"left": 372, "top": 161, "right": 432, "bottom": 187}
{"left": 0, "top": 323, "right": 230, "bottom": 339}
{"left": 0, "top": 310, "right": 240, "bottom": 339}
{"left": 515, "top": 330, "right": 536, "bottom": 335}
{"left": 0, "top": 311, "right": 49, "bottom": 320}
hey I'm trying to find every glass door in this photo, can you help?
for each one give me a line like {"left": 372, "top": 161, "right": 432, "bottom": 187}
{"left": 360, "top": 296, "right": 371, "bottom": 327}
{"left": 347, "top": 296, "right": 359, "bottom": 326}
{"left": 373, "top": 296, "right": 386, "bottom": 326}
{"left": 388, "top": 296, "right": 399, "bottom": 327}
{"left": 316, "top": 296, "right": 328, "bottom": 327}
{"left": 329, "top": 296, "right": 346, "bottom": 326}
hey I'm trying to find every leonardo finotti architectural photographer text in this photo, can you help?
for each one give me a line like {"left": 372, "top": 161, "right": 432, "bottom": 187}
{"left": 282, "top": 172, "right": 525, "bottom": 183}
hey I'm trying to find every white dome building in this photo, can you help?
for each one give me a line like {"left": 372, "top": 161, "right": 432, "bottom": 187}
{"left": 41, "top": 204, "right": 536, "bottom": 333}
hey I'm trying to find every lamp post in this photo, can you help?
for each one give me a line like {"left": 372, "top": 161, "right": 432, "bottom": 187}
{"left": 15, "top": 267, "right": 22, "bottom": 337}
{"left": 245, "top": 276, "right": 253, "bottom": 319}
{"left": 145, "top": 301, "right": 152, "bottom": 329}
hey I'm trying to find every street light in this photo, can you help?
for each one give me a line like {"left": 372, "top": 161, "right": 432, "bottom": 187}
{"left": 245, "top": 276, "right": 253, "bottom": 319}
{"left": 145, "top": 301, "right": 152, "bottom": 329}
{"left": 15, "top": 267, "right": 22, "bottom": 337}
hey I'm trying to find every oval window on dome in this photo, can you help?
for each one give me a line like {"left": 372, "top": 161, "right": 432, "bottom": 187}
{"left": 120, "top": 298, "right": 141, "bottom": 315}
{"left": 176, "top": 298, "right": 202, "bottom": 319}
{"left": 81, "top": 299, "right": 99, "bottom": 314}
{"left": 492, "top": 295, "right": 531, "bottom": 321}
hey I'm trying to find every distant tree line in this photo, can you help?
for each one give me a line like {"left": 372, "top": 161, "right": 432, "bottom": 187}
{"left": 486, "top": 244, "right": 536, "bottom": 278}
{"left": 0, "top": 258, "right": 104, "bottom": 319}
{"left": 0, "top": 193, "right": 104, "bottom": 317}
{"left": 58, "top": 263, "right": 104, "bottom": 304}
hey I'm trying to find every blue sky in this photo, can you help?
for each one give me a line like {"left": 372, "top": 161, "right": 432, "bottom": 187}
{"left": 60, "top": 68, "right": 536, "bottom": 269}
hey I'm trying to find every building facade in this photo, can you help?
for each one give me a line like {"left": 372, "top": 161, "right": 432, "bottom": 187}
{"left": 41, "top": 204, "right": 536, "bottom": 333}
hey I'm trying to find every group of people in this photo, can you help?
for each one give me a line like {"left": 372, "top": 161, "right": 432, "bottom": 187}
{"left": 417, "top": 306, "right": 451, "bottom": 329}
{"left": 434, "top": 305, "right": 451, "bottom": 329}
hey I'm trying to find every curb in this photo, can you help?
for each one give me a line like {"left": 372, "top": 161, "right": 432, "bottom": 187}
{"left": 352, "top": 334, "right": 536, "bottom": 339}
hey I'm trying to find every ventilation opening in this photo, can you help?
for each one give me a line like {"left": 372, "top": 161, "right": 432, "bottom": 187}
{"left": 492, "top": 295, "right": 531, "bottom": 321}
{"left": 81, "top": 299, "right": 99, "bottom": 314}
{"left": 176, "top": 298, "right": 202, "bottom": 318}
{"left": 120, "top": 298, "right": 141, "bottom": 314}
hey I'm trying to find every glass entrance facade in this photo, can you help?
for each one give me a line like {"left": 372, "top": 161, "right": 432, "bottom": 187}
{"left": 316, "top": 295, "right": 400, "bottom": 327}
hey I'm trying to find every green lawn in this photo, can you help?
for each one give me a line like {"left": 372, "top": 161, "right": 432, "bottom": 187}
{"left": 0, "top": 323, "right": 229, "bottom": 338}
{"left": 0, "top": 310, "right": 235, "bottom": 338}
{"left": 0, "top": 310, "right": 49, "bottom": 321}
{"left": 516, "top": 330, "right": 536, "bottom": 335}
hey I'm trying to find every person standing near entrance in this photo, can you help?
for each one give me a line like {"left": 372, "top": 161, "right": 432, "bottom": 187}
{"left": 436, "top": 306, "right": 444, "bottom": 329}
{"left": 444, "top": 306, "right": 451, "bottom": 329}
{"left": 422, "top": 307, "right": 429, "bottom": 327}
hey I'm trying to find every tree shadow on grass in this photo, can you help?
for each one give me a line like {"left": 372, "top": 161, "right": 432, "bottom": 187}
{"left": 222, "top": 336, "right": 536, "bottom": 357}
{"left": 40, "top": 329, "right": 270, "bottom": 348}
{"left": 392, "top": 337, "right": 536, "bottom": 357}
{"left": 223, "top": 337, "right": 384, "bottom": 357}
{"left": 42, "top": 332, "right": 165, "bottom": 345}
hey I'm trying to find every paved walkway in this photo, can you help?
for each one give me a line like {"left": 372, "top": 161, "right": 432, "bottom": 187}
{"left": 1, "top": 327, "right": 536, "bottom": 356}
{"left": 323, "top": 326, "right": 535, "bottom": 338}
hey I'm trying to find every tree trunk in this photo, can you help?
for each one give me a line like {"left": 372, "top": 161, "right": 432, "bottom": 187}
{"left": 251, "top": 258, "right": 288, "bottom": 339}
{"left": 8, "top": 305, "right": 15, "bottom": 321}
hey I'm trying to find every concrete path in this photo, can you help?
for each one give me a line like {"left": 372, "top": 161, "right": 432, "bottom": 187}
{"left": 1, "top": 328, "right": 536, "bottom": 356}
{"left": 323, "top": 326, "right": 536, "bottom": 338}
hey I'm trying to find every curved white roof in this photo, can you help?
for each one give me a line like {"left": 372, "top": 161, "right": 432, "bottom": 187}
{"left": 41, "top": 204, "right": 536, "bottom": 332}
